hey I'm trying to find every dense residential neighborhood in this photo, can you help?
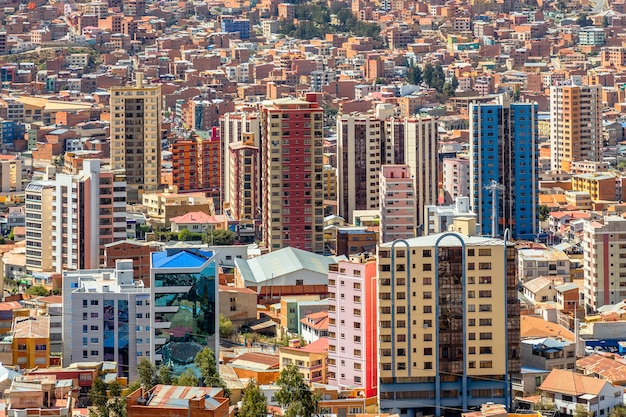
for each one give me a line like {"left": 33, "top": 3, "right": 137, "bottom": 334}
{"left": 0, "top": 0, "right": 624, "bottom": 416}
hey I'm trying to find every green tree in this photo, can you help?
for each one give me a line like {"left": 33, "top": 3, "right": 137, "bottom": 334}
{"left": 575, "top": 405, "right": 594, "bottom": 417}
{"left": 423, "top": 62, "right": 433, "bottom": 87}
{"left": 174, "top": 368, "right": 199, "bottom": 386}
{"left": 443, "top": 82, "right": 455, "bottom": 97}
{"left": 239, "top": 379, "right": 267, "bottom": 417}
{"left": 7, "top": 228, "right": 14, "bottom": 241}
{"left": 406, "top": 64, "right": 422, "bottom": 85}
{"left": 219, "top": 314, "right": 234, "bottom": 339}
{"left": 195, "top": 348, "right": 230, "bottom": 396}
{"left": 205, "top": 229, "right": 237, "bottom": 245}
{"left": 538, "top": 205, "right": 551, "bottom": 221}
{"left": 157, "top": 365, "right": 173, "bottom": 385}
{"left": 178, "top": 228, "right": 193, "bottom": 241}
{"left": 576, "top": 15, "right": 593, "bottom": 27}
{"left": 137, "top": 358, "right": 157, "bottom": 389}
{"left": 275, "top": 364, "right": 319, "bottom": 417}
{"left": 451, "top": 74, "right": 459, "bottom": 90}
{"left": 431, "top": 62, "right": 446, "bottom": 93}
{"left": 26, "top": 285, "right": 49, "bottom": 296}
{"left": 610, "top": 405, "right": 626, "bottom": 417}
{"left": 89, "top": 379, "right": 126, "bottom": 417}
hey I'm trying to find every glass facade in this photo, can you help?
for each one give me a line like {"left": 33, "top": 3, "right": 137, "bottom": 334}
{"left": 153, "top": 262, "right": 216, "bottom": 375}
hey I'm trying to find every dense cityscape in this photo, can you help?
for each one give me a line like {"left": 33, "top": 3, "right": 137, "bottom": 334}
{"left": 0, "top": 0, "right": 621, "bottom": 416}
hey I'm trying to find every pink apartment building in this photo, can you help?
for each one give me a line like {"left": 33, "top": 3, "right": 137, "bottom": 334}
{"left": 442, "top": 157, "right": 470, "bottom": 203}
{"left": 379, "top": 165, "right": 415, "bottom": 243}
{"left": 327, "top": 256, "right": 378, "bottom": 398}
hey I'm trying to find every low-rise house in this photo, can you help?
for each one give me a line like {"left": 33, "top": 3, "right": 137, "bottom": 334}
{"left": 5, "top": 376, "right": 73, "bottom": 417}
{"left": 523, "top": 277, "right": 561, "bottom": 305}
{"left": 300, "top": 311, "right": 328, "bottom": 344}
{"left": 228, "top": 352, "right": 280, "bottom": 384}
{"left": 234, "top": 247, "right": 338, "bottom": 305}
{"left": 521, "top": 338, "right": 576, "bottom": 371}
{"left": 279, "top": 337, "right": 329, "bottom": 385}
{"left": 577, "top": 353, "right": 626, "bottom": 386}
{"left": 539, "top": 369, "right": 623, "bottom": 416}
{"left": 127, "top": 385, "right": 229, "bottom": 417}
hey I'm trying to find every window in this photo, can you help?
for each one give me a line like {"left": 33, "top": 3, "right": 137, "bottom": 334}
{"left": 480, "top": 361, "right": 493, "bottom": 368}
{"left": 480, "top": 332, "right": 492, "bottom": 340}
{"left": 296, "top": 279, "right": 304, "bottom": 285}
{"left": 90, "top": 300, "right": 99, "bottom": 306}
{"left": 423, "top": 306, "right": 432, "bottom": 313}
{"left": 354, "top": 349, "right": 361, "bottom": 357}
{"left": 479, "top": 304, "right": 492, "bottom": 312}
{"left": 424, "top": 334, "right": 432, "bottom": 341}
{"left": 480, "top": 347, "right": 492, "bottom": 354}
{"left": 423, "top": 250, "right": 432, "bottom": 257}
{"left": 424, "top": 348, "right": 432, "bottom": 355}
{"left": 424, "top": 362, "right": 432, "bottom": 369}
{"left": 90, "top": 312, "right": 98, "bottom": 318}
{"left": 423, "top": 264, "right": 432, "bottom": 271}
{"left": 480, "top": 318, "right": 492, "bottom": 326}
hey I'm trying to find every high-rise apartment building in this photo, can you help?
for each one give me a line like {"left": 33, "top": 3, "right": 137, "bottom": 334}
{"left": 442, "top": 157, "right": 470, "bottom": 203}
{"left": 25, "top": 181, "right": 55, "bottom": 272}
{"left": 220, "top": 111, "right": 261, "bottom": 210}
{"left": 550, "top": 83, "right": 602, "bottom": 173}
{"left": 470, "top": 96, "right": 538, "bottom": 239}
{"left": 377, "top": 232, "right": 520, "bottom": 416}
{"left": 227, "top": 133, "right": 259, "bottom": 221}
{"left": 260, "top": 96, "right": 324, "bottom": 254}
{"left": 583, "top": 216, "right": 626, "bottom": 312}
{"left": 25, "top": 160, "right": 127, "bottom": 274}
{"left": 404, "top": 117, "right": 438, "bottom": 232}
{"left": 62, "top": 260, "right": 151, "bottom": 378}
{"left": 327, "top": 256, "right": 378, "bottom": 398}
{"left": 171, "top": 128, "right": 221, "bottom": 197}
{"left": 379, "top": 165, "right": 415, "bottom": 243}
{"left": 337, "top": 114, "right": 383, "bottom": 222}
{"left": 336, "top": 111, "right": 436, "bottom": 232}
{"left": 110, "top": 73, "right": 161, "bottom": 203}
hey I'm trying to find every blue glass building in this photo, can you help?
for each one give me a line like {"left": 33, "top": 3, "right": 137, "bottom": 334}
{"left": 221, "top": 18, "right": 251, "bottom": 39}
{"left": 469, "top": 96, "right": 538, "bottom": 240}
{"left": 150, "top": 248, "right": 218, "bottom": 375}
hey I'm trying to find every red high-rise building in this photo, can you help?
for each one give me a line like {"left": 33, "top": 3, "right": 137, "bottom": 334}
{"left": 261, "top": 95, "right": 324, "bottom": 254}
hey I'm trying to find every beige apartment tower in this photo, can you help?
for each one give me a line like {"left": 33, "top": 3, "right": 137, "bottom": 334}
{"left": 110, "top": 73, "right": 162, "bottom": 202}
{"left": 377, "top": 233, "right": 520, "bottom": 416}
{"left": 550, "top": 84, "right": 602, "bottom": 173}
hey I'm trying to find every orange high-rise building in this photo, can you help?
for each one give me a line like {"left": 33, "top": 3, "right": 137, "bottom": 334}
{"left": 171, "top": 127, "right": 221, "bottom": 199}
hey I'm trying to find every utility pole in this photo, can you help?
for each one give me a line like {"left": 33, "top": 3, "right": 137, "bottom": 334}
{"left": 484, "top": 180, "right": 504, "bottom": 238}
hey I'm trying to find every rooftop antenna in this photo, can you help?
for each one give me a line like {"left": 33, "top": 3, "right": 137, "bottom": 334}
{"left": 484, "top": 180, "right": 504, "bottom": 238}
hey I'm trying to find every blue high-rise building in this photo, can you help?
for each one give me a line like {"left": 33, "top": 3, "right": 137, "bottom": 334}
{"left": 469, "top": 95, "right": 538, "bottom": 240}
